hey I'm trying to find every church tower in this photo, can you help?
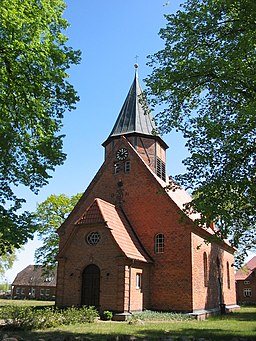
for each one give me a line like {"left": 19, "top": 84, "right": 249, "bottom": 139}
{"left": 102, "top": 64, "right": 168, "bottom": 182}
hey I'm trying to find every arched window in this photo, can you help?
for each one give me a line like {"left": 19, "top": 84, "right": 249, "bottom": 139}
{"left": 155, "top": 233, "right": 164, "bottom": 253}
{"left": 227, "top": 261, "right": 231, "bottom": 289}
{"left": 203, "top": 252, "right": 208, "bottom": 287}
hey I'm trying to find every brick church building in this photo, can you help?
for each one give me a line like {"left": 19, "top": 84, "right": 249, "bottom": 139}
{"left": 56, "top": 66, "right": 237, "bottom": 315}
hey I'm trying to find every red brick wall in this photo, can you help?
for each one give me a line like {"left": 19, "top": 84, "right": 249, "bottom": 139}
{"left": 192, "top": 233, "right": 236, "bottom": 310}
{"left": 57, "top": 225, "right": 123, "bottom": 310}
{"left": 115, "top": 145, "right": 193, "bottom": 311}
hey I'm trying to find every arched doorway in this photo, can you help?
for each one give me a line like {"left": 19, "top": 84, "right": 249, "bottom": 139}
{"left": 81, "top": 264, "right": 100, "bottom": 308}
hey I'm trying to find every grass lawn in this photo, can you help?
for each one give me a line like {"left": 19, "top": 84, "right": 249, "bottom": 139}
{"left": 0, "top": 300, "right": 255, "bottom": 340}
{"left": 0, "top": 298, "right": 55, "bottom": 307}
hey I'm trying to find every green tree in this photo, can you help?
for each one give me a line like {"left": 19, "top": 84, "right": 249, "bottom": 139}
{"left": 0, "top": 0, "right": 81, "bottom": 254}
{"left": 34, "top": 193, "right": 82, "bottom": 267}
{"left": 0, "top": 248, "right": 17, "bottom": 280}
{"left": 145, "top": 0, "right": 256, "bottom": 258}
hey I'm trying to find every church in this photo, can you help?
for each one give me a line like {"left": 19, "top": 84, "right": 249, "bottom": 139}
{"left": 56, "top": 66, "right": 237, "bottom": 316}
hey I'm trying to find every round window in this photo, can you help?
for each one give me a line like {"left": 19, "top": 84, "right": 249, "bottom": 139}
{"left": 86, "top": 232, "right": 101, "bottom": 246}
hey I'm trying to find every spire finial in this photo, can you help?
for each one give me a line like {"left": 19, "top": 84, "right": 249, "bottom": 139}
{"left": 134, "top": 55, "right": 139, "bottom": 72}
{"left": 134, "top": 56, "right": 139, "bottom": 77}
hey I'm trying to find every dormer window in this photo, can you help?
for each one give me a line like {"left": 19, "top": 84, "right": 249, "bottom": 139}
{"left": 44, "top": 276, "right": 54, "bottom": 282}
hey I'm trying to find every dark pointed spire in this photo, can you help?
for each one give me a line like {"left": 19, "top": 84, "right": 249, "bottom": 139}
{"left": 102, "top": 65, "right": 168, "bottom": 150}
{"left": 109, "top": 64, "right": 157, "bottom": 138}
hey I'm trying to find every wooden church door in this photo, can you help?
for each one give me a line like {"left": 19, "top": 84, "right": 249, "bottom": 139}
{"left": 81, "top": 264, "right": 100, "bottom": 309}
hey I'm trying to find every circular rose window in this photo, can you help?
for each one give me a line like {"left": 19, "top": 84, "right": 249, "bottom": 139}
{"left": 86, "top": 232, "right": 101, "bottom": 246}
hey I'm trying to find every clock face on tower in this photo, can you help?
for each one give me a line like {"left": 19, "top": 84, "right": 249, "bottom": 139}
{"left": 116, "top": 148, "right": 128, "bottom": 161}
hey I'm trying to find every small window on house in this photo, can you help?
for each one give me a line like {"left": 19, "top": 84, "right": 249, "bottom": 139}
{"left": 227, "top": 262, "right": 231, "bottom": 289}
{"left": 244, "top": 288, "right": 252, "bottom": 297}
{"left": 124, "top": 160, "right": 131, "bottom": 173}
{"left": 30, "top": 287, "right": 36, "bottom": 298}
{"left": 203, "top": 252, "right": 208, "bottom": 287}
{"left": 114, "top": 162, "right": 121, "bottom": 174}
{"left": 16, "top": 287, "right": 21, "bottom": 295}
{"left": 155, "top": 233, "right": 164, "bottom": 253}
{"left": 244, "top": 280, "right": 250, "bottom": 285}
{"left": 45, "top": 289, "right": 50, "bottom": 296}
{"left": 40, "top": 288, "right": 45, "bottom": 296}
{"left": 136, "top": 273, "right": 142, "bottom": 289}
{"left": 21, "top": 288, "right": 25, "bottom": 295}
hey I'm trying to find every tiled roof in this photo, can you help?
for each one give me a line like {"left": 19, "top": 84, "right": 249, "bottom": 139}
{"left": 108, "top": 68, "right": 157, "bottom": 138}
{"left": 76, "top": 199, "right": 105, "bottom": 225}
{"left": 235, "top": 256, "right": 256, "bottom": 280}
{"left": 76, "top": 198, "right": 151, "bottom": 263}
{"left": 12, "top": 265, "right": 57, "bottom": 287}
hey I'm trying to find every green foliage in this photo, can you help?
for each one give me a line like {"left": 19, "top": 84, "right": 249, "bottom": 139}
{"left": 146, "top": 0, "right": 256, "bottom": 259}
{"left": 0, "top": 248, "right": 17, "bottom": 279}
{"left": 0, "top": 305, "right": 99, "bottom": 330}
{"left": 0, "top": 305, "right": 36, "bottom": 330}
{"left": 34, "top": 193, "right": 82, "bottom": 267}
{"left": 102, "top": 310, "right": 113, "bottom": 320}
{"left": 0, "top": 0, "right": 81, "bottom": 255}
{"left": 0, "top": 283, "right": 11, "bottom": 291}
{"left": 61, "top": 305, "right": 99, "bottom": 324}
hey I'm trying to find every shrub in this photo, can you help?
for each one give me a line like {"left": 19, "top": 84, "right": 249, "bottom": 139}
{"left": 80, "top": 305, "right": 99, "bottom": 323}
{"left": 0, "top": 305, "right": 36, "bottom": 329}
{"left": 32, "top": 307, "right": 63, "bottom": 329}
{"left": 102, "top": 310, "right": 113, "bottom": 320}
{"left": 61, "top": 306, "right": 99, "bottom": 324}
{"left": 0, "top": 305, "right": 99, "bottom": 330}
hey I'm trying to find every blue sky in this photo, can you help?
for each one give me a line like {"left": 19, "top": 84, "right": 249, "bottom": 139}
{"left": 6, "top": 0, "right": 253, "bottom": 282}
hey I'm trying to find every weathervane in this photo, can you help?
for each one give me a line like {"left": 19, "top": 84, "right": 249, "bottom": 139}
{"left": 134, "top": 55, "right": 139, "bottom": 68}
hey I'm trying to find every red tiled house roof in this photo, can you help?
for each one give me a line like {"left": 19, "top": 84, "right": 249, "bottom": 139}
{"left": 235, "top": 256, "right": 256, "bottom": 280}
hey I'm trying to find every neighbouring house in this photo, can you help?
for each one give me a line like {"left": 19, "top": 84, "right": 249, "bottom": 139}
{"left": 55, "top": 66, "right": 237, "bottom": 317}
{"left": 235, "top": 256, "right": 256, "bottom": 305}
{"left": 12, "top": 265, "right": 57, "bottom": 300}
